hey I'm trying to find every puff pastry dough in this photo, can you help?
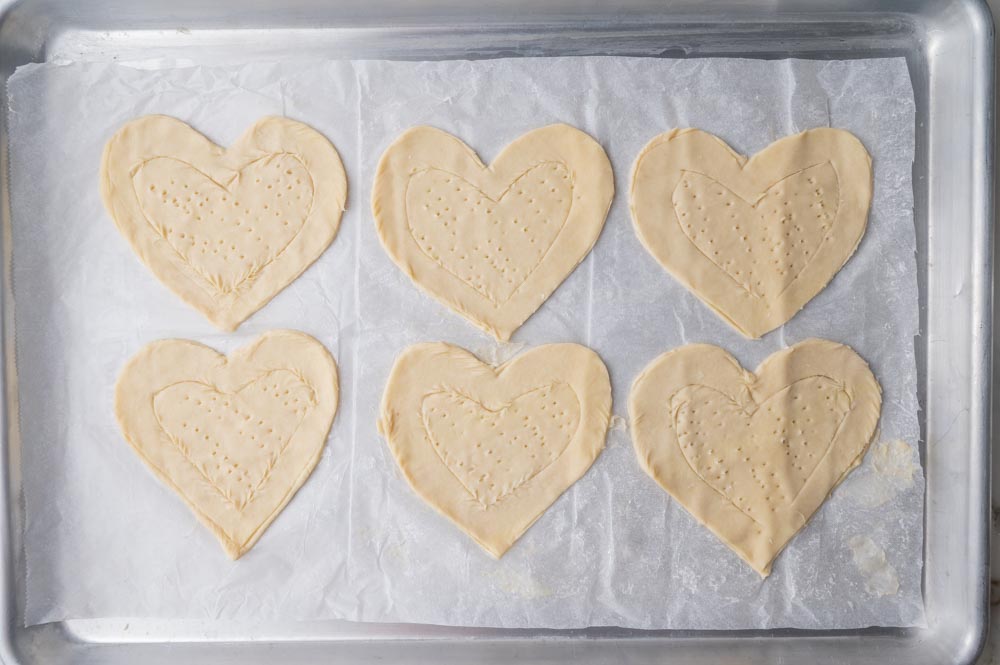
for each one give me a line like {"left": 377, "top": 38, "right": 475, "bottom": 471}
{"left": 379, "top": 342, "right": 611, "bottom": 556}
{"left": 102, "top": 115, "right": 347, "bottom": 331}
{"left": 630, "top": 128, "right": 872, "bottom": 338}
{"left": 115, "top": 330, "right": 339, "bottom": 558}
{"left": 629, "top": 338, "right": 881, "bottom": 575}
{"left": 373, "top": 125, "right": 613, "bottom": 341}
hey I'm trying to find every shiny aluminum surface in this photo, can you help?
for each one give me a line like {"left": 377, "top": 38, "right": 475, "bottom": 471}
{"left": 0, "top": 1, "right": 991, "bottom": 663}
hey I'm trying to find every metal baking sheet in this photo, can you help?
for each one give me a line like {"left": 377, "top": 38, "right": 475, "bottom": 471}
{"left": 0, "top": 0, "right": 991, "bottom": 664}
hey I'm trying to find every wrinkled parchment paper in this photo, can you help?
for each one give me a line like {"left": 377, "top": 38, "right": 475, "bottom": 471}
{"left": 8, "top": 56, "right": 923, "bottom": 629}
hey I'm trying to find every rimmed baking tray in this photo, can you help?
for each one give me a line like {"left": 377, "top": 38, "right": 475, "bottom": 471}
{"left": 0, "top": 0, "right": 991, "bottom": 663}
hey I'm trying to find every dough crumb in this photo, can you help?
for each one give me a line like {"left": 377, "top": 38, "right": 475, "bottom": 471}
{"left": 848, "top": 535, "right": 899, "bottom": 597}
{"left": 842, "top": 439, "right": 918, "bottom": 508}
{"left": 872, "top": 439, "right": 918, "bottom": 484}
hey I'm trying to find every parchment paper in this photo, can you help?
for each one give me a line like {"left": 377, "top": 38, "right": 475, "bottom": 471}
{"left": 8, "top": 56, "right": 923, "bottom": 630}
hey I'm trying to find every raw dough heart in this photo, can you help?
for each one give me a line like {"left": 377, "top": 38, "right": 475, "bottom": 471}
{"left": 629, "top": 339, "right": 880, "bottom": 575}
{"left": 101, "top": 115, "right": 347, "bottom": 331}
{"left": 115, "top": 330, "right": 339, "bottom": 558}
{"left": 372, "top": 125, "right": 614, "bottom": 341}
{"left": 630, "top": 129, "right": 872, "bottom": 338}
{"left": 379, "top": 342, "right": 611, "bottom": 556}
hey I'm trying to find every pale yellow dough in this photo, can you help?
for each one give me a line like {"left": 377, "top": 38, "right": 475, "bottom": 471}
{"left": 629, "top": 339, "right": 881, "bottom": 576}
{"left": 379, "top": 342, "right": 611, "bottom": 556}
{"left": 372, "top": 125, "right": 614, "bottom": 341}
{"left": 115, "top": 330, "right": 339, "bottom": 559}
{"left": 630, "top": 128, "right": 872, "bottom": 338}
{"left": 101, "top": 115, "right": 347, "bottom": 331}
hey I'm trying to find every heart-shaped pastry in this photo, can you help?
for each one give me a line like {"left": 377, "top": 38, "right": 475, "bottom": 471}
{"left": 630, "top": 128, "right": 872, "bottom": 338}
{"left": 115, "top": 330, "right": 339, "bottom": 558}
{"left": 379, "top": 342, "right": 611, "bottom": 556}
{"left": 372, "top": 125, "right": 614, "bottom": 341}
{"left": 101, "top": 115, "right": 347, "bottom": 331}
{"left": 629, "top": 339, "right": 881, "bottom": 575}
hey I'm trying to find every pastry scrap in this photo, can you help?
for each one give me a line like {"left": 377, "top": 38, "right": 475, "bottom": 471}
{"left": 629, "top": 338, "right": 881, "bottom": 575}
{"left": 101, "top": 115, "right": 347, "bottom": 331}
{"left": 115, "top": 330, "right": 339, "bottom": 559}
{"left": 379, "top": 342, "right": 612, "bottom": 556}
{"left": 372, "top": 124, "right": 614, "bottom": 341}
{"left": 630, "top": 128, "right": 872, "bottom": 338}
